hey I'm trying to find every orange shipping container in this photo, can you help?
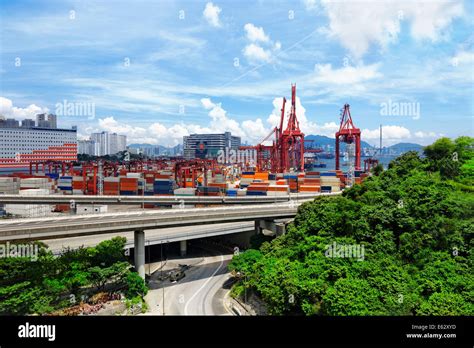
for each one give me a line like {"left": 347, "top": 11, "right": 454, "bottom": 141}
{"left": 299, "top": 185, "right": 321, "bottom": 192}
{"left": 267, "top": 186, "right": 289, "bottom": 192}
{"left": 209, "top": 183, "right": 226, "bottom": 188}
{"left": 120, "top": 178, "right": 138, "bottom": 183}
{"left": 72, "top": 182, "right": 85, "bottom": 189}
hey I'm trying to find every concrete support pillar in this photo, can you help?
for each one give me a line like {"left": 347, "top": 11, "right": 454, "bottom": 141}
{"left": 255, "top": 220, "right": 262, "bottom": 234}
{"left": 255, "top": 219, "right": 286, "bottom": 236}
{"left": 134, "top": 230, "right": 145, "bottom": 280}
{"left": 179, "top": 240, "right": 187, "bottom": 257}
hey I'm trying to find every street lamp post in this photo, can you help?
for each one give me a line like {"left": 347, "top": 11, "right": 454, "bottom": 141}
{"left": 147, "top": 239, "right": 150, "bottom": 277}
{"left": 161, "top": 241, "right": 165, "bottom": 316}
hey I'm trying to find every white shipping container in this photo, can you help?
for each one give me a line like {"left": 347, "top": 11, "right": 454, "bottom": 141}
{"left": 104, "top": 177, "right": 120, "bottom": 182}
{"left": 174, "top": 188, "right": 196, "bottom": 196}
{"left": 237, "top": 189, "right": 247, "bottom": 196}
{"left": 76, "top": 204, "right": 108, "bottom": 215}
{"left": 126, "top": 173, "right": 142, "bottom": 178}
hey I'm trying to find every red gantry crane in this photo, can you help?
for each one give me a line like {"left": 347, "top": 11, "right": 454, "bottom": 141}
{"left": 280, "top": 84, "right": 305, "bottom": 172}
{"left": 239, "top": 84, "right": 305, "bottom": 173}
{"left": 335, "top": 104, "right": 361, "bottom": 171}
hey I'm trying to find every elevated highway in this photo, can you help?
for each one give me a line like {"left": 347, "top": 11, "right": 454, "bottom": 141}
{"left": 0, "top": 193, "right": 319, "bottom": 205}
{"left": 43, "top": 221, "right": 256, "bottom": 255}
{"left": 0, "top": 201, "right": 305, "bottom": 241}
{"left": 0, "top": 192, "right": 341, "bottom": 278}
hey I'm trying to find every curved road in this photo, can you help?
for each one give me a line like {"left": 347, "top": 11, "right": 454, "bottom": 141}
{"left": 145, "top": 249, "right": 233, "bottom": 315}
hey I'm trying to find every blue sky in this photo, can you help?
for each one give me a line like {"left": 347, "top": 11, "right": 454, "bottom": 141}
{"left": 0, "top": 0, "right": 473, "bottom": 146}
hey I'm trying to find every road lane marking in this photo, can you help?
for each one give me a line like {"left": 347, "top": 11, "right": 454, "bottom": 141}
{"left": 184, "top": 253, "right": 224, "bottom": 315}
{"left": 202, "top": 261, "right": 230, "bottom": 315}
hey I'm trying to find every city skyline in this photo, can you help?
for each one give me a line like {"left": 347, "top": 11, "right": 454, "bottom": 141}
{"left": 0, "top": 0, "right": 473, "bottom": 148}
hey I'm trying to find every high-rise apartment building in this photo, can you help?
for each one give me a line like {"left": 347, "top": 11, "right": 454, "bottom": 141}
{"left": 86, "top": 132, "right": 127, "bottom": 156}
{"left": 36, "top": 113, "right": 57, "bottom": 128}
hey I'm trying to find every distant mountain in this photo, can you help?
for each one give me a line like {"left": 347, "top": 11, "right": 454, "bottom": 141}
{"left": 128, "top": 143, "right": 155, "bottom": 148}
{"left": 129, "top": 138, "right": 423, "bottom": 156}
{"left": 128, "top": 143, "right": 183, "bottom": 155}
{"left": 386, "top": 142, "right": 423, "bottom": 153}
{"left": 305, "top": 134, "right": 374, "bottom": 149}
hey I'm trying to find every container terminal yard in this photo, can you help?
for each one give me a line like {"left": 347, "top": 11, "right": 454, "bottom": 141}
{"left": 0, "top": 86, "right": 378, "bottom": 289}
{"left": 0, "top": 85, "right": 376, "bottom": 216}
{"left": 0, "top": 84, "right": 380, "bottom": 319}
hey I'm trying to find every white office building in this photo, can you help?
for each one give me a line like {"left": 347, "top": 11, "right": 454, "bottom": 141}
{"left": 0, "top": 126, "right": 77, "bottom": 168}
{"left": 183, "top": 132, "right": 241, "bottom": 159}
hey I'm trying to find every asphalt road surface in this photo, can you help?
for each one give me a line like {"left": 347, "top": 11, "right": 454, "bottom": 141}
{"left": 145, "top": 247, "right": 233, "bottom": 315}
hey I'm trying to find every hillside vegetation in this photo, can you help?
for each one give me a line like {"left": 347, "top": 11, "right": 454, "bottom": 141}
{"left": 229, "top": 136, "right": 474, "bottom": 315}
{"left": 0, "top": 237, "right": 147, "bottom": 315}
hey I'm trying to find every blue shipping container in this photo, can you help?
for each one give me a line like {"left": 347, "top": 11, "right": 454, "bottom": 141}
{"left": 320, "top": 172, "right": 337, "bottom": 177}
{"left": 120, "top": 190, "right": 137, "bottom": 195}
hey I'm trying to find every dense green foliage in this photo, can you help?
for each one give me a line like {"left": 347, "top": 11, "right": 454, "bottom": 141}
{"left": 77, "top": 150, "right": 147, "bottom": 163}
{"left": 229, "top": 137, "right": 474, "bottom": 315}
{"left": 0, "top": 237, "right": 145, "bottom": 315}
{"left": 126, "top": 271, "right": 148, "bottom": 298}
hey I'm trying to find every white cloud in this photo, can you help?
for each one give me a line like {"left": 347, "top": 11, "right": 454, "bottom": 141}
{"left": 0, "top": 97, "right": 49, "bottom": 120}
{"left": 320, "top": 0, "right": 464, "bottom": 58}
{"left": 98, "top": 116, "right": 188, "bottom": 146}
{"left": 243, "top": 43, "right": 272, "bottom": 63}
{"left": 200, "top": 98, "right": 243, "bottom": 136}
{"left": 409, "top": 1, "right": 464, "bottom": 41}
{"left": 313, "top": 63, "right": 382, "bottom": 85}
{"left": 242, "top": 118, "right": 269, "bottom": 141}
{"left": 362, "top": 125, "right": 413, "bottom": 145}
{"left": 203, "top": 2, "right": 222, "bottom": 27}
{"left": 452, "top": 50, "right": 474, "bottom": 65}
{"left": 362, "top": 126, "right": 440, "bottom": 145}
{"left": 201, "top": 97, "right": 215, "bottom": 110}
{"left": 97, "top": 97, "right": 269, "bottom": 146}
{"left": 244, "top": 23, "right": 270, "bottom": 43}
{"left": 242, "top": 23, "right": 281, "bottom": 64}
{"left": 99, "top": 116, "right": 147, "bottom": 138}
{"left": 414, "top": 131, "right": 437, "bottom": 138}
{"left": 266, "top": 96, "right": 339, "bottom": 137}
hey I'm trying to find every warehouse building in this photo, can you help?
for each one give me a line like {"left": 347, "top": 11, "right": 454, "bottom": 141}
{"left": 0, "top": 119, "right": 77, "bottom": 169}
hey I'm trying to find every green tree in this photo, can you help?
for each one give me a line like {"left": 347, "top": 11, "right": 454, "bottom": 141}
{"left": 424, "top": 137, "right": 456, "bottom": 162}
{"left": 126, "top": 271, "right": 148, "bottom": 298}
{"left": 417, "top": 292, "right": 473, "bottom": 315}
{"left": 228, "top": 137, "right": 473, "bottom": 316}
{"left": 88, "top": 261, "right": 129, "bottom": 290}
{"left": 228, "top": 249, "right": 263, "bottom": 275}
{"left": 322, "top": 278, "right": 384, "bottom": 315}
{"left": 0, "top": 237, "right": 137, "bottom": 315}
{"left": 372, "top": 163, "right": 384, "bottom": 176}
